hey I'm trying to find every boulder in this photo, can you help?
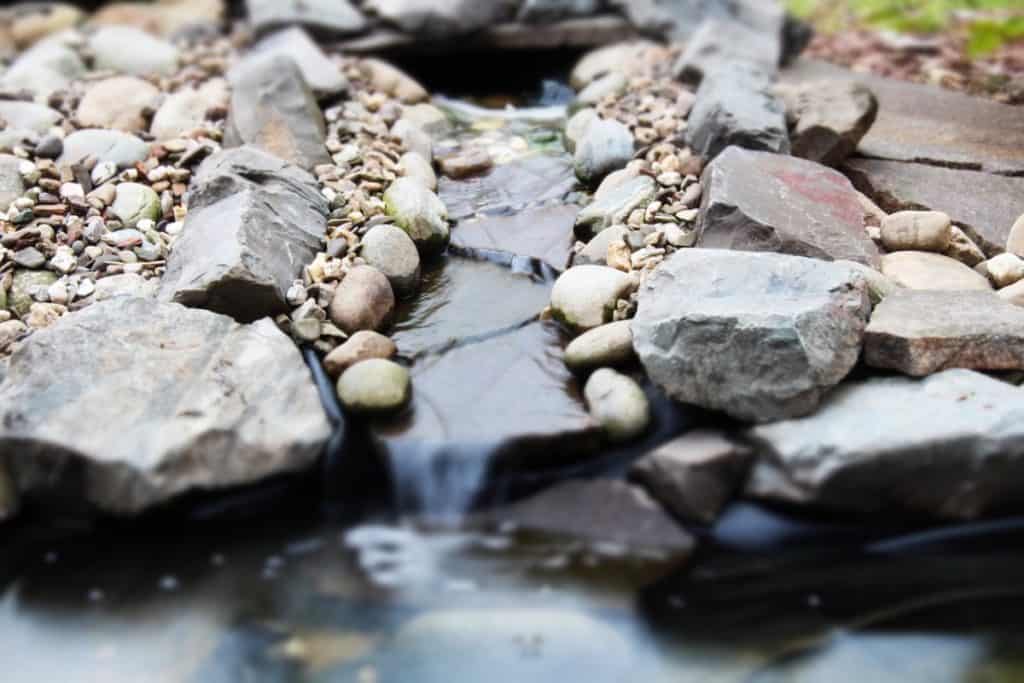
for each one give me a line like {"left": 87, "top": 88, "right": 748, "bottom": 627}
{"left": 699, "top": 147, "right": 881, "bottom": 267}
{"left": 632, "top": 250, "right": 870, "bottom": 423}
{"left": 224, "top": 54, "right": 330, "bottom": 170}
{"left": 564, "top": 320, "right": 634, "bottom": 371}
{"left": 550, "top": 265, "right": 633, "bottom": 332}
{"left": 865, "top": 289, "right": 1024, "bottom": 376}
{"left": 328, "top": 265, "right": 395, "bottom": 334}
{"left": 778, "top": 80, "right": 878, "bottom": 167}
{"left": 630, "top": 429, "right": 752, "bottom": 525}
{"left": 573, "top": 118, "right": 634, "bottom": 186}
{"left": 745, "top": 370, "right": 1024, "bottom": 520}
{"left": 58, "top": 129, "right": 149, "bottom": 170}
{"left": 159, "top": 147, "right": 328, "bottom": 322}
{"left": 845, "top": 158, "right": 1024, "bottom": 257}
{"left": 880, "top": 251, "right": 992, "bottom": 291}
{"left": 250, "top": 27, "right": 348, "bottom": 97}
{"left": 245, "top": 0, "right": 368, "bottom": 37}
{"left": 87, "top": 25, "right": 179, "bottom": 76}
{"left": 583, "top": 368, "right": 650, "bottom": 442}
{"left": 686, "top": 61, "right": 789, "bottom": 160}
{"left": 383, "top": 177, "right": 450, "bottom": 256}
{"left": 0, "top": 298, "right": 329, "bottom": 515}
{"left": 359, "top": 224, "right": 421, "bottom": 296}
{"left": 337, "top": 359, "right": 411, "bottom": 414}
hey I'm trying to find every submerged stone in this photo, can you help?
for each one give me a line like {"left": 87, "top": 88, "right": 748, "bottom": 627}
{"left": 451, "top": 204, "right": 577, "bottom": 272}
{"left": 439, "top": 153, "right": 577, "bottom": 221}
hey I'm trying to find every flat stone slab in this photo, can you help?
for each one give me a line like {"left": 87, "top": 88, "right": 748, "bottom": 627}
{"left": 439, "top": 154, "right": 578, "bottom": 221}
{"left": 700, "top": 146, "right": 881, "bottom": 267}
{"left": 865, "top": 289, "right": 1024, "bottom": 376}
{"left": 746, "top": 369, "right": 1024, "bottom": 520}
{"left": 845, "top": 157, "right": 1024, "bottom": 257}
{"left": 0, "top": 298, "right": 329, "bottom": 515}
{"left": 783, "top": 59, "right": 1024, "bottom": 176}
{"left": 246, "top": 0, "right": 369, "bottom": 36}
{"left": 451, "top": 204, "right": 576, "bottom": 272}
{"left": 632, "top": 249, "right": 871, "bottom": 423}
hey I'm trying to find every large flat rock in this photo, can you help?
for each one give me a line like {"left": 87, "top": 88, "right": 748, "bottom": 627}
{"left": 865, "top": 289, "right": 1024, "bottom": 376}
{"left": 246, "top": 0, "right": 369, "bottom": 36}
{"left": 845, "top": 157, "right": 1024, "bottom": 257}
{"left": 451, "top": 204, "right": 576, "bottom": 272}
{"left": 783, "top": 59, "right": 1024, "bottom": 176}
{"left": 0, "top": 298, "right": 330, "bottom": 515}
{"left": 700, "top": 146, "right": 881, "bottom": 267}
{"left": 746, "top": 370, "right": 1024, "bottom": 520}
{"left": 632, "top": 249, "right": 870, "bottom": 423}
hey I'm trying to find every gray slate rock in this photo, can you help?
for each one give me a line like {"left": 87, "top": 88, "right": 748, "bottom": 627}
{"left": 246, "top": 0, "right": 369, "bottom": 36}
{"left": 58, "top": 129, "right": 150, "bottom": 170}
{"left": 687, "top": 61, "right": 789, "bottom": 160}
{"left": 779, "top": 80, "right": 878, "bottom": 167}
{"left": 224, "top": 53, "right": 330, "bottom": 171}
{"left": 865, "top": 289, "right": 1024, "bottom": 376}
{"left": 250, "top": 27, "right": 348, "bottom": 97}
{"left": 700, "top": 146, "right": 881, "bottom": 267}
{"left": 632, "top": 250, "right": 871, "bottom": 423}
{"left": 575, "top": 174, "right": 656, "bottom": 240}
{"left": 746, "top": 370, "right": 1024, "bottom": 520}
{"left": 0, "top": 298, "right": 329, "bottom": 515}
{"left": 673, "top": 17, "right": 781, "bottom": 84}
{"left": 88, "top": 26, "right": 179, "bottom": 77}
{"left": 160, "top": 147, "right": 328, "bottom": 322}
{"left": 573, "top": 117, "right": 634, "bottom": 186}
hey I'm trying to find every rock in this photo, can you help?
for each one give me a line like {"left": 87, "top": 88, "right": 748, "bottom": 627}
{"left": 225, "top": 54, "right": 330, "bottom": 171}
{"left": 150, "top": 78, "right": 228, "bottom": 140}
{"left": 383, "top": 606, "right": 634, "bottom": 683}
{"left": 699, "top": 147, "right": 881, "bottom": 267}
{"left": 745, "top": 369, "right": 1024, "bottom": 520}
{"left": 13, "top": 247, "right": 46, "bottom": 269}
{"left": 784, "top": 59, "right": 1024, "bottom": 176}
{"left": 0, "top": 39, "right": 85, "bottom": 97}
{"left": 945, "top": 225, "right": 987, "bottom": 267}
{"left": 0, "top": 298, "right": 329, "bottom": 515}
{"left": 7, "top": 3, "right": 82, "bottom": 49}
{"left": 686, "top": 62, "right": 789, "bottom": 160}
{"left": 673, "top": 17, "right": 780, "bottom": 84}
{"left": 246, "top": 0, "right": 368, "bottom": 37}
{"left": 880, "top": 251, "right": 992, "bottom": 291}
{"left": 570, "top": 40, "right": 658, "bottom": 90}
{"left": 250, "top": 27, "right": 348, "bottom": 97}
{"left": 574, "top": 71, "right": 627, "bottom": 108}
{"left": 90, "top": 0, "right": 223, "bottom": 36}
{"left": 58, "top": 129, "right": 149, "bottom": 170}
{"left": 329, "top": 265, "right": 395, "bottom": 334}
{"left": 398, "top": 151, "right": 437, "bottom": 190}
{"left": 383, "top": 177, "right": 450, "bottom": 257}
{"left": 0, "top": 155, "right": 25, "bottom": 212}
{"left": 362, "top": 0, "right": 514, "bottom": 38}
{"left": 88, "top": 25, "right": 179, "bottom": 76}
{"left": 880, "top": 211, "right": 952, "bottom": 253}
{"left": 583, "top": 368, "right": 650, "bottom": 442}
{"left": 337, "top": 359, "right": 410, "bottom": 414}
{"left": 1008, "top": 214, "right": 1024, "bottom": 257}
{"left": 838, "top": 260, "right": 901, "bottom": 304}
{"left": 845, "top": 158, "right": 1024, "bottom": 257}
{"left": 573, "top": 117, "right": 633, "bottom": 186}
{"left": 358, "top": 58, "right": 428, "bottom": 104}
{"left": 0, "top": 320, "right": 27, "bottom": 352}
{"left": 0, "top": 101, "right": 62, "bottom": 139}
{"left": 564, "top": 320, "right": 634, "bottom": 371}
{"left": 574, "top": 174, "right": 656, "bottom": 240}
{"left": 399, "top": 103, "right": 450, "bottom": 136}
{"left": 111, "top": 183, "right": 161, "bottom": 228}
{"left": 482, "top": 478, "right": 694, "bottom": 554}
{"left": 8, "top": 270, "right": 58, "bottom": 317}
{"left": 76, "top": 76, "right": 160, "bottom": 132}
{"left": 519, "top": 0, "right": 600, "bottom": 23}
{"left": 439, "top": 154, "right": 576, "bottom": 221}
{"left": 94, "top": 272, "right": 157, "bottom": 301}
{"left": 865, "top": 289, "right": 1024, "bottom": 376}
{"left": 390, "top": 118, "right": 433, "bottom": 162}
{"left": 160, "top": 147, "right": 327, "bottom": 322}
{"left": 451, "top": 204, "right": 576, "bottom": 273}
{"left": 633, "top": 250, "right": 870, "bottom": 423}
{"left": 34, "top": 134, "right": 62, "bottom": 158}
{"left": 777, "top": 80, "right": 877, "bottom": 167}
{"left": 437, "top": 149, "right": 492, "bottom": 180}
{"left": 984, "top": 253, "right": 1024, "bottom": 289}
{"left": 564, "top": 107, "right": 596, "bottom": 154}
{"left": 24, "top": 302, "right": 64, "bottom": 329}
{"left": 550, "top": 265, "right": 632, "bottom": 332}
{"left": 630, "top": 429, "right": 752, "bottom": 525}
{"left": 324, "top": 330, "right": 396, "bottom": 377}
{"left": 574, "top": 224, "right": 628, "bottom": 266}
{"left": 360, "top": 224, "right": 421, "bottom": 296}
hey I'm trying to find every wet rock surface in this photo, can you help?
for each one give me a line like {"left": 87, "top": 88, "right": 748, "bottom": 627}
{"left": 746, "top": 370, "right": 1024, "bottom": 521}
{"left": 452, "top": 204, "right": 577, "bottom": 272}
{"left": 439, "top": 153, "right": 577, "bottom": 221}
{"left": 0, "top": 298, "right": 329, "bottom": 515}
{"left": 633, "top": 250, "right": 870, "bottom": 423}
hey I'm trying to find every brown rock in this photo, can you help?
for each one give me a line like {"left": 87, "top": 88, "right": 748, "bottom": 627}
{"left": 865, "top": 289, "right": 1024, "bottom": 376}
{"left": 880, "top": 210, "right": 951, "bottom": 253}
{"left": 881, "top": 251, "right": 992, "bottom": 291}
{"left": 945, "top": 226, "right": 986, "bottom": 267}
{"left": 76, "top": 77, "right": 160, "bottom": 132}
{"left": 358, "top": 58, "right": 428, "bottom": 104}
{"left": 328, "top": 266, "right": 395, "bottom": 334}
{"left": 630, "top": 429, "right": 752, "bottom": 525}
{"left": 437, "top": 149, "right": 493, "bottom": 179}
{"left": 324, "top": 330, "right": 396, "bottom": 377}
